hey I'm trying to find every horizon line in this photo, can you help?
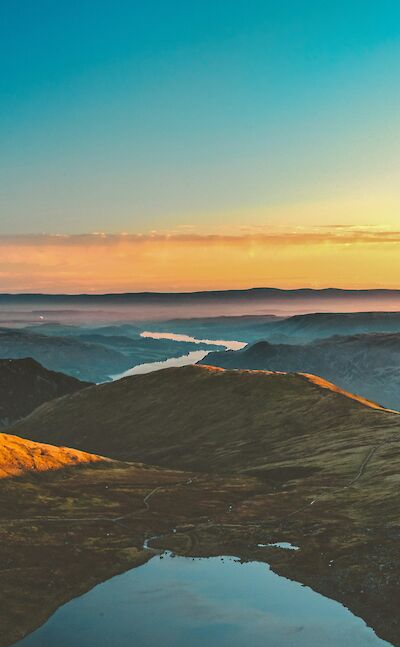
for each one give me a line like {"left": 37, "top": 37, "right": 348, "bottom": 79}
{"left": 1, "top": 286, "right": 400, "bottom": 298}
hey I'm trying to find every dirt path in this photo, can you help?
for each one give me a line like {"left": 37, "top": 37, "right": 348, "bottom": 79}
{"left": 345, "top": 443, "right": 386, "bottom": 488}
{"left": 278, "top": 438, "right": 397, "bottom": 526}
{"left": 4, "top": 478, "right": 196, "bottom": 530}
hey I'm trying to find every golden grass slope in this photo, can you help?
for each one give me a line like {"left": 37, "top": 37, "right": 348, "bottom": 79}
{"left": 0, "top": 432, "right": 107, "bottom": 478}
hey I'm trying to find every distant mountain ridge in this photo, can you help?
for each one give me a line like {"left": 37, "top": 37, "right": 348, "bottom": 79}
{"left": 0, "top": 326, "right": 218, "bottom": 383}
{"left": 2, "top": 289, "right": 400, "bottom": 322}
{"left": 1, "top": 288, "right": 400, "bottom": 302}
{"left": 201, "top": 332, "right": 400, "bottom": 410}
{"left": 261, "top": 311, "right": 400, "bottom": 342}
{"left": 0, "top": 328, "right": 134, "bottom": 382}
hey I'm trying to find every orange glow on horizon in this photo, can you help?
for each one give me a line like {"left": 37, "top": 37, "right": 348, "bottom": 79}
{"left": 0, "top": 229, "right": 399, "bottom": 293}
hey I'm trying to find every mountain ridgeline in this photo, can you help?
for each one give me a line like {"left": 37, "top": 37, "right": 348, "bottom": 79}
{"left": 259, "top": 311, "right": 400, "bottom": 343}
{"left": 200, "top": 332, "right": 400, "bottom": 410}
{"left": 0, "top": 326, "right": 219, "bottom": 383}
{"left": 9, "top": 365, "right": 400, "bottom": 477}
{"left": 0, "top": 328, "right": 134, "bottom": 383}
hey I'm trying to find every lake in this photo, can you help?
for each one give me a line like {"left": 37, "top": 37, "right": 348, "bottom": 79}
{"left": 113, "top": 330, "right": 247, "bottom": 379}
{"left": 15, "top": 551, "right": 391, "bottom": 647}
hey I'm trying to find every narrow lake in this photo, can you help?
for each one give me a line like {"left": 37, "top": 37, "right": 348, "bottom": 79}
{"left": 113, "top": 330, "right": 246, "bottom": 379}
{"left": 15, "top": 552, "right": 391, "bottom": 647}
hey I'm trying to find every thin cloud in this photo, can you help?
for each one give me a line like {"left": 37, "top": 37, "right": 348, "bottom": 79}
{"left": 0, "top": 227, "right": 400, "bottom": 248}
{"left": 0, "top": 226, "right": 398, "bottom": 292}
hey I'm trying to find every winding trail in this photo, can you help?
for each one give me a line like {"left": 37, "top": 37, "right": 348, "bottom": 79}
{"left": 4, "top": 432, "right": 399, "bottom": 560}
{"left": 5, "top": 478, "right": 195, "bottom": 529}
{"left": 277, "top": 437, "right": 397, "bottom": 527}
{"left": 345, "top": 443, "right": 385, "bottom": 488}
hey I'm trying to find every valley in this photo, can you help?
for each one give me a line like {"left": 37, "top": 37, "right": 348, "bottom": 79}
{"left": 5, "top": 6, "right": 400, "bottom": 644}
{"left": 0, "top": 305, "right": 400, "bottom": 645}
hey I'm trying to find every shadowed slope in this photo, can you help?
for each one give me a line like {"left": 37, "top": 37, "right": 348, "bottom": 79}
{"left": 0, "top": 358, "right": 91, "bottom": 427}
{"left": 8, "top": 365, "right": 400, "bottom": 476}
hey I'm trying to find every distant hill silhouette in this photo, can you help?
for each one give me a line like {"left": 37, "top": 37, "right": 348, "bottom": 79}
{"left": 1, "top": 289, "right": 400, "bottom": 320}
{"left": 0, "top": 358, "right": 90, "bottom": 427}
{"left": 261, "top": 311, "right": 400, "bottom": 343}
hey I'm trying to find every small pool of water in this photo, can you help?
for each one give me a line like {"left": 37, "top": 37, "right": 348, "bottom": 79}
{"left": 258, "top": 542, "right": 300, "bottom": 551}
{"left": 15, "top": 552, "right": 391, "bottom": 647}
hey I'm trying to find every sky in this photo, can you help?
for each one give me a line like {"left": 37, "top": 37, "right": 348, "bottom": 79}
{"left": 1, "top": 0, "right": 399, "bottom": 292}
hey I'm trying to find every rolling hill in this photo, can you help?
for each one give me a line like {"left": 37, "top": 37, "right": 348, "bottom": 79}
{"left": 0, "top": 430, "right": 107, "bottom": 478}
{"left": 145, "top": 314, "right": 281, "bottom": 344}
{"left": 0, "top": 326, "right": 218, "bottom": 384}
{"left": 0, "top": 328, "right": 134, "bottom": 382}
{"left": 0, "top": 358, "right": 90, "bottom": 427}
{"left": 0, "top": 409, "right": 263, "bottom": 647}
{"left": 8, "top": 365, "right": 400, "bottom": 477}
{"left": 18, "top": 324, "right": 220, "bottom": 375}
{"left": 2, "top": 363, "right": 400, "bottom": 646}
{"left": 261, "top": 311, "right": 400, "bottom": 343}
{"left": 200, "top": 332, "right": 400, "bottom": 410}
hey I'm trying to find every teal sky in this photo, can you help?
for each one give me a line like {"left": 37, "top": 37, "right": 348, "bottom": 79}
{"left": 1, "top": 0, "right": 399, "bottom": 235}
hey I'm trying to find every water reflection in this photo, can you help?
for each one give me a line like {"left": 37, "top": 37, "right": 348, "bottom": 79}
{"left": 15, "top": 553, "right": 391, "bottom": 647}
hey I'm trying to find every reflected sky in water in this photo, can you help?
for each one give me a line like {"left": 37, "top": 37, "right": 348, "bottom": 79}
{"left": 16, "top": 553, "right": 392, "bottom": 647}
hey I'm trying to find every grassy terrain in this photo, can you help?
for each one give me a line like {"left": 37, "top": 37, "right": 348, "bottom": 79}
{"left": 2, "top": 365, "right": 400, "bottom": 645}
{"left": 201, "top": 333, "right": 400, "bottom": 410}
{"left": 0, "top": 431, "right": 106, "bottom": 478}
{"left": 1, "top": 439, "right": 400, "bottom": 646}
{"left": 9, "top": 365, "right": 400, "bottom": 476}
{"left": 0, "top": 458, "right": 263, "bottom": 646}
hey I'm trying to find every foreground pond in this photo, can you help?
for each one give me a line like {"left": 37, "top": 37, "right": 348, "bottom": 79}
{"left": 15, "top": 552, "right": 391, "bottom": 646}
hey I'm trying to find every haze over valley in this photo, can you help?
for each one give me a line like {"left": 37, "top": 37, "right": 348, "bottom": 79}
{"left": 0, "top": 294, "right": 399, "bottom": 645}
{"left": 2, "top": 2, "right": 400, "bottom": 644}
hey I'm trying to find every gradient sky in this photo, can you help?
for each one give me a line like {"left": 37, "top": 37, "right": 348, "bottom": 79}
{"left": 1, "top": 1, "right": 399, "bottom": 291}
